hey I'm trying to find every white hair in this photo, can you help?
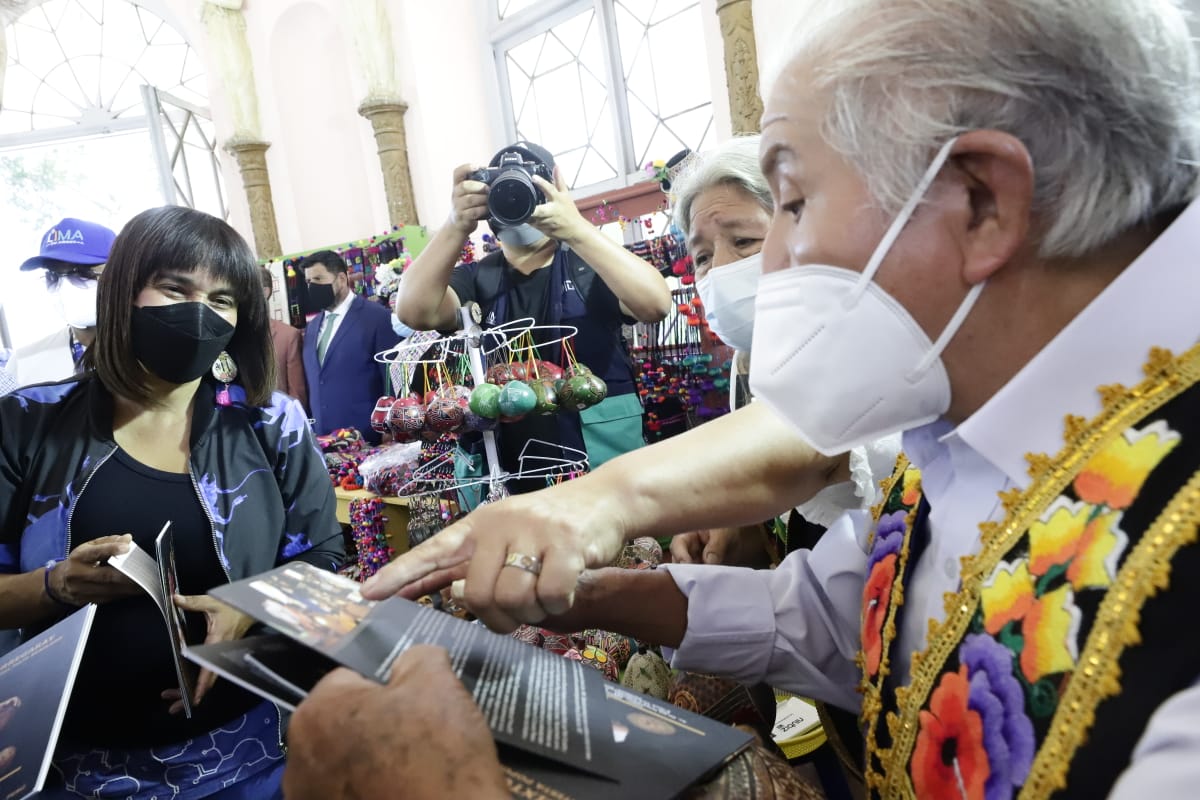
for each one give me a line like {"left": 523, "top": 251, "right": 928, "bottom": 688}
{"left": 775, "top": 0, "right": 1200, "bottom": 258}
{"left": 670, "top": 135, "right": 773, "bottom": 242}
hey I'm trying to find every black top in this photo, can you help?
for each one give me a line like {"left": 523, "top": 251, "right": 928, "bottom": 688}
{"left": 62, "top": 448, "right": 260, "bottom": 747}
{"left": 450, "top": 249, "right": 636, "bottom": 493}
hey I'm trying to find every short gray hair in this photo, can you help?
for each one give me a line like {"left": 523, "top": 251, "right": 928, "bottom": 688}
{"left": 777, "top": 0, "right": 1200, "bottom": 259}
{"left": 670, "top": 135, "right": 773, "bottom": 242}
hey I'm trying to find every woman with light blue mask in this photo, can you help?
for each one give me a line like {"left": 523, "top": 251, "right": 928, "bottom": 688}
{"left": 668, "top": 136, "right": 900, "bottom": 568}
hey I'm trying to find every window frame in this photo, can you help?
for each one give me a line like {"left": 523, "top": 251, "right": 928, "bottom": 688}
{"left": 488, "top": 0, "right": 708, "bottom": 196}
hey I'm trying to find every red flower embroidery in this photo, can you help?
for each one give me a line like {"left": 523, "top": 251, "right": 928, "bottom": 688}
{"left": 862, "top": 553, "right": 897, "bottom": 678}
{"left": 912, "top": 666, "right": 990, "bottom": 800}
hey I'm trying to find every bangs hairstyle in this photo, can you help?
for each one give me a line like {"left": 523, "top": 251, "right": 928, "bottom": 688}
{"left": 91, "top": 206, "right": 277, "bottom": 407}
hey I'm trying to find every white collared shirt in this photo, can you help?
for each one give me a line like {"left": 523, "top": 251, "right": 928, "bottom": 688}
{"left": 317, "top": 290, "right": 356, "bottom": 356}
{"left": 664, "top": 199, "right": 1200, "bottom": 795}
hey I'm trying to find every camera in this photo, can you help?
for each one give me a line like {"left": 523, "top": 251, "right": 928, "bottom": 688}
{"left": 469, "top": 152, "right": 554, "bottom": 226}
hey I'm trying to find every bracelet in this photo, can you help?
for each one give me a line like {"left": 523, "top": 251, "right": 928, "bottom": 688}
{"left": 42, "top": 561, "right": 78, "bottom": 609}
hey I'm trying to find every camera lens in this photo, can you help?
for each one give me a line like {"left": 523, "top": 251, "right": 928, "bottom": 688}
{"left": 488, "top": 168, "right": 539, "bottom": 225}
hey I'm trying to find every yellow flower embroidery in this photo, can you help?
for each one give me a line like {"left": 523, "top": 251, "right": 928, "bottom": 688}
{"left": 981, "top": 559, "right": 1035, "bottom": 635}
{"left": 1074, "top": 420, "right": 1180, "bottom": 510}
{"left": 901, "top": 470, "right": 922, "bottom": 507}
{"left": 1019, "top": 584, "right": 1080, "bottom": 684}
{"left": 1028, "top": 498, "right": 1128, "bottom": 591}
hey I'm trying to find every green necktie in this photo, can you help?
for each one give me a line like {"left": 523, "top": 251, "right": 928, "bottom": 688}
{"left": 316, "top": 312, "right": 338, "bottom": 364}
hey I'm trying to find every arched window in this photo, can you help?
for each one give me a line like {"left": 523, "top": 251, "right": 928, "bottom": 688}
{"left": 0, "top": 0, "right": 224, "bottom": 349}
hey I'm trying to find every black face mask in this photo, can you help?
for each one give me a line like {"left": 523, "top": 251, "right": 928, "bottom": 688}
{"left": 131, "top": 302, "right": 236, "bottom": 385}
{"left": 306, "top": 282, "right": 336, "bottom": 312}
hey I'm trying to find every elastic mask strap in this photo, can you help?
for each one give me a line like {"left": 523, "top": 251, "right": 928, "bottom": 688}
{"left": 849, "top": 136, "right": 961, "bottom": 306}
{"left": 909, "top": 279, "right": 986, "bottom": 379}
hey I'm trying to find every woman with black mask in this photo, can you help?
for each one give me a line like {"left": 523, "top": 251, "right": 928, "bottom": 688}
{"left": 0, "top": 206, "right": 345, "bottom": 800}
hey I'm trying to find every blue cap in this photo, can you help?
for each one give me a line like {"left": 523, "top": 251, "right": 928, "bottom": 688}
{"left": 20, "top": 217, "right": 116, "bottom": 271}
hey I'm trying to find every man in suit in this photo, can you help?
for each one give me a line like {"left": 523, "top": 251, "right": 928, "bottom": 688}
{"left": 301, "top": 250, "right": 399, "bottom": 443}
{"left": 260, "top": 266, "right": 307, "bottom": 410}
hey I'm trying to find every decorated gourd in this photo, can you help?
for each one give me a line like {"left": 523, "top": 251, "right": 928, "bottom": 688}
{"left": 425, "top": 393, "right": 466, "bottom": 433}
{"left": 531, "top": 378, "right": 559, "bottom": 415}
{"left": 486, "top": 363, "right": 513, "bottom": 386}
{"left": 388, "top": 396, "right": 425, "bottom": 441}
{"left": 567, "top": 373, "right": 607, "bottom": 408}
{"left": 620, "top": 647, "right": 671, "bottom": 699}
{"left": 370, "top": 396, "right": 396, "bottom": 435}
{"left": 498, "top": 380, "right": 537, "bottom": 418}
{"left": 509, "top": 362, "right": 529, "bottom": 382}
{"left": 468, "top": 383, "right": 502, "bottom": 418}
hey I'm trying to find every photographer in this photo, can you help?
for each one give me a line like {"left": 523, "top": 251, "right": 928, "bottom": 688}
{"left": 397, "top": 141, "right": 671, "bottom": 492}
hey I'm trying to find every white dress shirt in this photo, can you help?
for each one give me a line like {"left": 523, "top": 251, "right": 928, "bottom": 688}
{"left": 663, "top": 199, "right": 1200, "bottom": 795}
{"left": 317, "top": 289, "right": 356, "bottom": 358}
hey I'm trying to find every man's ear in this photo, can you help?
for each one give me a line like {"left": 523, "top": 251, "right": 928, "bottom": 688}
{"left": 949, "top": 130, "right": 1034, "bottom": 284}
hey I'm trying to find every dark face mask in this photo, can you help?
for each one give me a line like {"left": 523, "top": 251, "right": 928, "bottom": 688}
{"left": 131, "top": 302, "right": 236, "bottom": 385}
{"left": 306, "top": 281, "right": 336, "bottom": 312}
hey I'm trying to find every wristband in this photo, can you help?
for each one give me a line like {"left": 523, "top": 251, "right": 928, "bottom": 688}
{"left": 43, "top": 560, "right": 78, "bottom": 609}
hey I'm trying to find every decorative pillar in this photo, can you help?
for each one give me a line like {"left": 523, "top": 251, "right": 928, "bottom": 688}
{"left": 358, "top": 99, "right": 420, "bottom": 227}
{"left": 201, "top": 1, "right": 282, "bottom": 257}
{"left": 345, "top": 0, "right": 420, "bottom": 226}
{"left": 225, "top": 139, "right": 281, "bottom": 259}
{"left": 715, "top": 0, "right": 764, "bottom": 135}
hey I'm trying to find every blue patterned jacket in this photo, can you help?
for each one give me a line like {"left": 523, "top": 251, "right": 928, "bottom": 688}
{"left": 0, "top": 374, "right": 344, "bottom": 619}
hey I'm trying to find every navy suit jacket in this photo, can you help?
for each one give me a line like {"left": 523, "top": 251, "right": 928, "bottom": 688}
{"left": 303, "top": 295, "right": 400, "bottom": 443}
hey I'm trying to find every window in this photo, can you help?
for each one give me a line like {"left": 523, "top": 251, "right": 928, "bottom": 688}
{"left": 491, "top": 0, "right": 714, "bottom": 194}
{"left": 0, "top": 0, "right": 222, "bottom": 349}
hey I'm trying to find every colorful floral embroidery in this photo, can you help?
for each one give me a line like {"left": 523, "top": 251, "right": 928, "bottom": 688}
{"left": 896, "top": 417, "right": 1182, "bottom": 797}
{"left": 912, "top": 666, "right": 989, "bottom": 800}
{"left": 1074, "top": 420, "right": 1180, "bottom": 509}
{"left": 862, "top": 510, "right": 910, "bottom": 679}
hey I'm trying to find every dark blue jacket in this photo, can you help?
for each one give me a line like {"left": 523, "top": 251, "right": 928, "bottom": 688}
{"left": 303, "top": 294, "right": 399, "bottom": 443}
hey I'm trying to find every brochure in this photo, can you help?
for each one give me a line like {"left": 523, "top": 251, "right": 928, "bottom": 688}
{"left": 189, "top": 562, "right": 753, "bottom": 799}
{"left": 0, "top": 605, "right": 96, "bottom": 800}
{"left": 107, "top": 521, "right": 197, "bottom": 717}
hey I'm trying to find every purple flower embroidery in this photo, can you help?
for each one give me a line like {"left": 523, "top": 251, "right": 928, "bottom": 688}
{"left": 960, "top": 633, "right": 1035, "bottom": 800}
{"left": 867, "top": 510, "right": 907, "bottom": 573}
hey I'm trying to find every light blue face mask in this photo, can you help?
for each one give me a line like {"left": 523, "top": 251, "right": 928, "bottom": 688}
{"left": 392, "top": 317, "right": 414, "bottom": 339}
{"left": 495, "top": 223, "right": 546, "bottom": 247}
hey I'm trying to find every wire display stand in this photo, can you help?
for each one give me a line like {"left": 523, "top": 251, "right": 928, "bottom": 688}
{"left": 374, "top": 303, "right": 588, "bottom": 501}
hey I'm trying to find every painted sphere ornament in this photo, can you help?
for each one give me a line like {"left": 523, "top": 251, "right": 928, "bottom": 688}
{"left": 562, "top": 373, "right": 607, "bottom": 411}
{"left": 469, "top": 383, "right": 502, "bottom": 418}
{"left": 531, "top": 378, "right": 558, "bottom": 415}
{"left": 370, "top": 396, "right": 396, "bottom": 434}
{"left": 486, "top": 363, "right": 514, "bottom": 386}
{"left": 426, "top": 396, "right": 466, "bottom": 433}
{"left": 388, "top": 396, "right": 424, "bottom": 441}
{"left": 498, "top": 380, "right": 537, "bottom": 417}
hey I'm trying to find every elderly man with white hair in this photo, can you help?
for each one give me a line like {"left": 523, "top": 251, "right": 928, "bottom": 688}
{"left": 286, "top": 1, "right": 1200, "bottom": 797}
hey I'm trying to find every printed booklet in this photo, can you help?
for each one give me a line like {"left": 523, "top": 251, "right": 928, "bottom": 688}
{"left": 188, "top": 562, "right": 752, "bottom": 799}
{"left": 0, "top": 605, "right": 96, "bottom": 800}
{"left": 107, "top": 522, "right": 197, "bottom": 717}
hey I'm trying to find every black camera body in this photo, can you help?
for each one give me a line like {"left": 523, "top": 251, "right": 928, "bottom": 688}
{"left": 469, "top": 152, "right": 554, "bottom": 226}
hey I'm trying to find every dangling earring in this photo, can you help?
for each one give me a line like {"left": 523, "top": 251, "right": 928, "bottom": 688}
{"left": 212, "top": 351, "right": 238, "bottom": 407}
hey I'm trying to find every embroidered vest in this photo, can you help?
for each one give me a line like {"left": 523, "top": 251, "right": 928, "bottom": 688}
{"left": 860, "top": 345, "right": 1200, "bottom": 799}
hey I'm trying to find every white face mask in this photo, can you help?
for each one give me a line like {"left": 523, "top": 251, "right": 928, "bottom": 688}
{"left": 52, "top": 278, "right": 99, "bottom": 329}
{"left": 695, "top": 252, "right": 761, "bottom": 352}
{"left": 748, "top": 137, "right": 985, "bottom": 456}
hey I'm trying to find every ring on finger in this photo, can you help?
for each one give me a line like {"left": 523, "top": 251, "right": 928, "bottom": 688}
{"left": 502, "top": 552, "right": 542, "bottom": 576}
